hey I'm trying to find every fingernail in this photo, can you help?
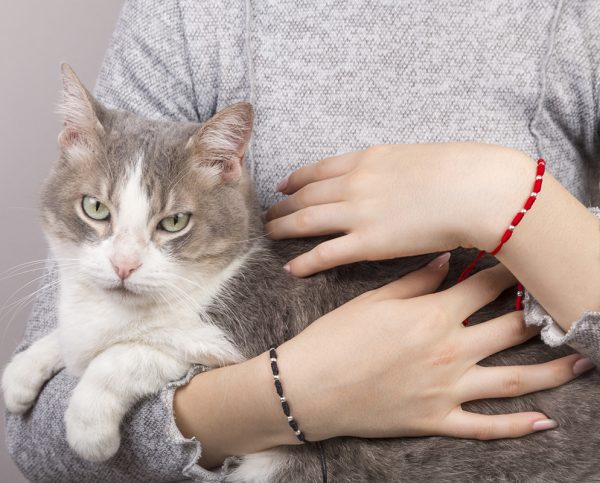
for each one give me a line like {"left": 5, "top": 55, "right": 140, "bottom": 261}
{"left": 276, "top": 175, "right": 290, "bottom": 192}
{"left": 573, "top": 357, "right": 595, "bottom": 376}
{"left": 427, "top": 252, "right": 451, "bottom": 269}
{"left": 283, "top": 264, "right": 291, "bottom": 273}
{"left": 532, "top": 419, "right": 558, "bottom": 431}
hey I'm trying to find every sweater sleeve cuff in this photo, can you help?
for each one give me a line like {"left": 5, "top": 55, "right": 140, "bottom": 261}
{"left": 162, "top": 365, "right": 236, "bottom": 482}
{"left": 523, "top": 206, "right": 600, "bottom": 366}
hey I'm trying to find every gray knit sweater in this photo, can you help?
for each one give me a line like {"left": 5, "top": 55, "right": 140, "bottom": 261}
{"left": 6, "top": 1, "right": 600, "bottom": 481}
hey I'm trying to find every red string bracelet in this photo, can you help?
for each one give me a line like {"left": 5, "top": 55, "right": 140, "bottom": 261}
{"left": 458, "top": 158, "right": 546, "bottom": 326}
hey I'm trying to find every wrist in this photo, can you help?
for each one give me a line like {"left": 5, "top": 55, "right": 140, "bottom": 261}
{"left": 243, "top": 351, "right": 306, "bottom": 448}
{"left": 173, "top": 352, "right": 300, "bottom": 469}
{"left": 460, "top": 146, "right": 534, "bottom": 251}
{"left": 275, "top": 340, "right": 339, "bottom": 441}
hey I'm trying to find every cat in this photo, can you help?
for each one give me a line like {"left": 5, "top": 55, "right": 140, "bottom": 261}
{"left": 2, "top": 64, "right": 599, "bottom": 482}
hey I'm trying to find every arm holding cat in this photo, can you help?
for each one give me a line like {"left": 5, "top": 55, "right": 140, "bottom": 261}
{"left": 265, "top": 143, "right": 600, "bottom": 353}
{"left": 175, "top": 262, "right": 590, "bottom": 470}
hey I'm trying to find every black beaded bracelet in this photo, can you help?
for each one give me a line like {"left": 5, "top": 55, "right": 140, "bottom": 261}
{"left": 268, "top": 346, "right": 328, "bottom": 483}
{"left": 269, "top": 346, "right": 306, "bottom": 442}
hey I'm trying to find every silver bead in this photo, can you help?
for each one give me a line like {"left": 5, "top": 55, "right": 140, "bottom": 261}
{"left": 536, "top": 175, "right": 543, "bottom": 180}
{"left": 530, "top": 192, "right": 538, "bottom": 197}
{"left": 270, "top": 357, "right": 277, "bottom": 362}
{"left": 517, "top": 291, "right": 524, "bottom": 297}
{"left": 294, "top": 429, "right": 302, "bottom": 436}
{"left": 280, "top": 396, "right": 286, "bottom": 403}
{"left": 508, "top": 225, "right": 515, "bottom": 231}
{"left": 273, "top": 374, "right": 280, "bottom": 380}
{"left": 521, "top": 209, "right": 527, "bottom": 213}
{"left": 287, "top": 415, "right": 294, "bottom": 422}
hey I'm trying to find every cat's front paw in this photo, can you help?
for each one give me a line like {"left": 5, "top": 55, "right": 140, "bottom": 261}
{"left": 2, "top": 351, "right": 47, "bottom": 414}
{"left": 65, "top": 397, "right": 121, "bottom": 462}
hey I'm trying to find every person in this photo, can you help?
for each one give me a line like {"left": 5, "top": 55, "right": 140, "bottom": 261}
{"left": 6, "top": 1, "right": 600, "bottom": 481}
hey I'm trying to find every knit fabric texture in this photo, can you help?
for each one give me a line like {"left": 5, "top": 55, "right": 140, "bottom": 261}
{"left": 5, "top": 1, "right": 600, "bottom": 481}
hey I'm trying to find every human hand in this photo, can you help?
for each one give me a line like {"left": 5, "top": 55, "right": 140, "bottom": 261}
{"left": 276, "top": 256, "right": 592, "bottom": 441}
{"left": 265, "top": 142, "right": 533, "bottom": 277}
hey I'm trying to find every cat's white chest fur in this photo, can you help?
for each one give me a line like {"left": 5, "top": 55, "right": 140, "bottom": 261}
{"left": 58, "top": 279, "right": 244, "bottom": 377}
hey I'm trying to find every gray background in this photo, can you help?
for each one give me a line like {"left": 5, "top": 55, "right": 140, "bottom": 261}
{"left": 0, "top": 2, "right": 123, "bottom": 480}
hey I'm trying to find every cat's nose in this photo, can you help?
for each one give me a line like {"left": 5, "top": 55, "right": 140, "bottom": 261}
{"left": 110, "top": 258, "right": 142, "bottom": 280}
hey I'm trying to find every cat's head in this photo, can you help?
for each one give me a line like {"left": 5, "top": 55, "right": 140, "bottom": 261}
{"left": 41, "top": 64, "right": 259, "bottom": 305}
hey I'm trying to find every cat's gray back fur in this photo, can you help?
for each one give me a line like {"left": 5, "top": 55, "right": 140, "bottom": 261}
{"left": 209, "top": 241, "right": 600, "bottom": 482}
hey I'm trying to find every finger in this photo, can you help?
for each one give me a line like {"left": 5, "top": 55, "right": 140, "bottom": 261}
{"left": 464, "top": 311, "right": 539, "bottom": 361}
{"left": 369, "top": 253, "right": 451, "bottom": 301}
{"left": 283, "top": 234, "right": 364, "bottom": 277}
{"left": 442, "top": 408, "right": 557, "bottom": 440}
{"left": 266, "top": 177, "right": 345, "bottom": 221}
{"left": 279, "top": 152, "right": 359, "bottom": 194}
{"left": 265, "top": 203, "right": 352, "bottom": 240}
{"left": 458, "top": 354, "right": 587, "bottom": 402}
{"left": 437, "top": 263, "right": 517, "bottom": 322}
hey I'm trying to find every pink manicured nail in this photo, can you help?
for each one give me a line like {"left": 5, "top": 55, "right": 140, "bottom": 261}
{"left": 276, "top": 175, "right": 290, "bottom": 192}
{"left": 532, "top": 419, "right": 558, "bottom": 431}
{"left": 573, "top": 357, "right": 595, "bottom": 376}
{"left": 427, "top": 252, "right": 451, "bottom": 269}
{"left": 283, "top": 264, "right": 291, "bottom": 273}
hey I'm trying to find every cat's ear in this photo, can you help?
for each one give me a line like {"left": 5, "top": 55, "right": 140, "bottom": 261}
{"left": 57, "top": 63, "right": 104, "bottom": 153}
{"left": 186, "top": 102, "right": 254, "bottom": 183}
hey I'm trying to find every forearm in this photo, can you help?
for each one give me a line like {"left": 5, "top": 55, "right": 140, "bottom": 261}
{"left": 173, "top": 351, "right": 301, "bottom": 469}
{"left": 472, "top": 151, "right": 600, "bottom": 331}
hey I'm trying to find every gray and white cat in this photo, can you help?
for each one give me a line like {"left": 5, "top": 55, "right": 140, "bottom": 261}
{"left": 3, "top": 65, "right": 599, "bottom": 482}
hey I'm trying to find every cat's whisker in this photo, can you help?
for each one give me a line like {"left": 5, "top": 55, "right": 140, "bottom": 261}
{"left": 1, "top": 262, "right": 56, "bottom": 274}
{"left": 0, "top": 263, "right": 80, "bottom": 282}
{"left": 227, "top": 232, "right": 271, "bottom": 244}
{"left": 159, "top": 289, "right": 193, "bottom": 318}
{"left": 169, "top": 273, "right": 205, "bottom": 291}
{"left": 1, "top": 263, "right": 83, "bottom": 299}
{"left": 0, "top": 258, "right": 80, "bottom": 277}
{"left": 0, "top": 286, "right": 60, "bottom": 345}
{"left": 0, "top": 275, "right": 73, "bottom": 315}
{"left": 166, "top": 276, "right": 236, "bottom": 322}
{"left": 0, "top": 293, "right": 47, "bottom": 343}
{"left": 164, "top": 273, "right": 233, "bottom": 324}
{"left": 0, "top": 259, "right": 60, "bottom": 273}
{"left": 0, "top": 275, "right": 77, "bottom": 345}
{"left": 168, "top": 286, "right": 201, "bottom": 314}
{"left": 161, "top": 282, "right": 202, "bottom": 315}
{"left": 1, "top": 272, "right": 79, "bottom": 314}
{"left": 154, "top": 289, "right": 178, "bottom": 315}
{"left": 0, "top": 266, "right": 58, "bottom": 281}
{"left": 2, "top": 272, "right": 67, "bottom": 308}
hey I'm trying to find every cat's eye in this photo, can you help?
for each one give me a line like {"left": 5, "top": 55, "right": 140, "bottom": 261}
{"left": 82, "top": 196, "right": 110, "bottom": 221}
{"left": 159, "top": 213, "right": 191, "bottom": 233}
